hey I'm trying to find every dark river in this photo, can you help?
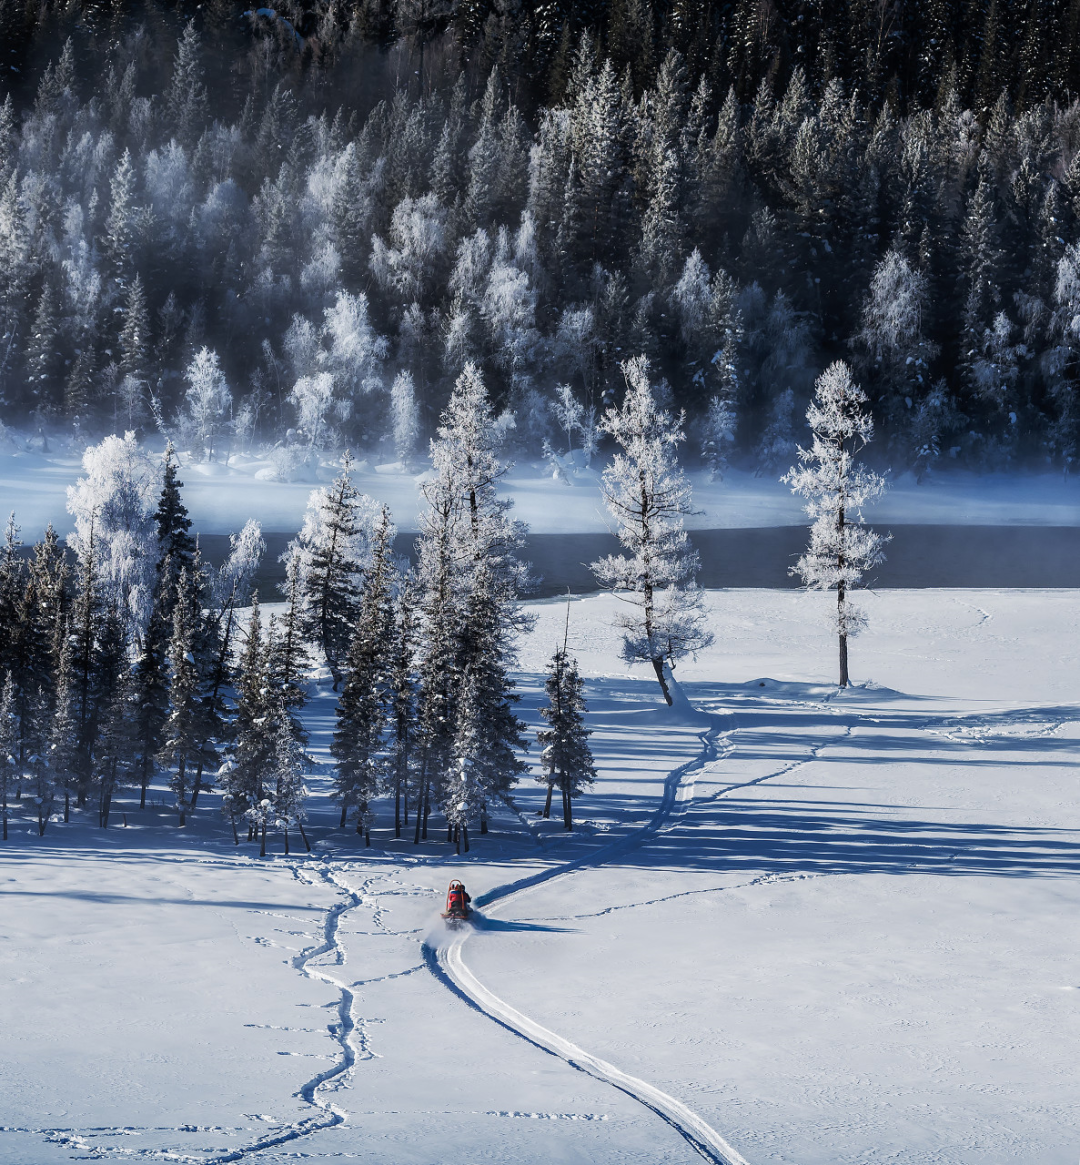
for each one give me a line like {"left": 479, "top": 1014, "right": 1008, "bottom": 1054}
{"left": 192, "top": 526, "right": 1080, "bottom": 600}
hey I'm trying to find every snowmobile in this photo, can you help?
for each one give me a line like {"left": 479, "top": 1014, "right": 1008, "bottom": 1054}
{"left": 441, "top": 880, "right": 472, "bottom": 928}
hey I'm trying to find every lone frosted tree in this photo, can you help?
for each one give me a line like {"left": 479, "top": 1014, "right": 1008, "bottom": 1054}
{"left": 590, "top": 356, "right": 713, "bottom": 705}
{"left": 783, "top": 361, "right": 889, "bottom": 688}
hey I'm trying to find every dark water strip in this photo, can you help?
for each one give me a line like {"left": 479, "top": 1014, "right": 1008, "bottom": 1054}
{"left": 187, "top": 526, "right": 1080, "bottom": 599}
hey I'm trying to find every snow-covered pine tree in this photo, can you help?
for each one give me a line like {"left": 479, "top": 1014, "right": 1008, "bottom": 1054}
{"left": 158, "top": 570, "right": 205, "bottom": 825}
{"left": 590, "top": 356, "right": 713, "bottom": 705}
{"left": 154, "top": 442, "right": 196, "bottom": 614}
{"left": 783, "top": 361, "right": 889, "bottom": 688}
{"left": 701, "top": 394, "right": 736, "bottom": 480}
{"left": 43, "top": 627, "right": 77, "bottom": 835}
{"left": 94, "top": 660, "right": 135, "bottom": 828}
{"left": 0, "top": 672, "right": 15, "bottom": 840}
{"left": 447, "top": 559, "right": 528, "bottom": 840}
{"left": 331, "top": 506, "right": 395, "bottom": 842}
{"left": 390, "top": 370, "right": 420, "bottom": 469}
{"left": 89, "top": 599, "right": 128, "bottom": 822}
{"left": 269, "top": 700, "right": 310, "bottom": 855}
{"left": 537, "top": 630, "right": 596, "bottom": 831}
{"left": 129, "top": 563, "right": 171, "bottom": 810}
{"left": 415, "top": 362, "right": 531, "bottom": 844}
{"left": 290, "top": 453, "right": 379, "bottom": 686}
{"left": 270, "top": 548, "right": 310, "bottom": 729}
{"left": 0, "top": 515, "right": 23, "bottom": 678}
{"left": 224, "top": 597, "right": 273, "bottom": 843}
{"left": 387, "top": 574, "right": 418, "bottom": 839}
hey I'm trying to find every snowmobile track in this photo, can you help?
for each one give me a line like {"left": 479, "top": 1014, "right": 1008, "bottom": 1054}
{"left": 427, "top": 716, "right": 754, "bottom": 1165}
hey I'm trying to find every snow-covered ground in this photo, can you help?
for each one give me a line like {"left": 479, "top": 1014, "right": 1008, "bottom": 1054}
{"left": 4, "top": 438, "right": 1080, "bottom": 537}
{"left": 2, "top": 589, "right": 1079, "bottom": 1163}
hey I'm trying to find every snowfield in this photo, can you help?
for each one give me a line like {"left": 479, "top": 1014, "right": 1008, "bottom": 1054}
{"left": 2, "top": 588, "right": 1079, "bottom": 1164}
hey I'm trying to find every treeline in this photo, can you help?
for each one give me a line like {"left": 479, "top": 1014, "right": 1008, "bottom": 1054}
{"left": 4, "top": 3, "right": 1080, "bottom": 471}
{"left": 0, "top": 364, "right": 596, "bottom": 852}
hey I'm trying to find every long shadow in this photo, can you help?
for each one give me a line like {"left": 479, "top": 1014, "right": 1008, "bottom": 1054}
{"left": 473, "top": 915, "right": 578, "bottom": 934}
{"left": 543, "top": 676, "right": 1080, "bottom": 881}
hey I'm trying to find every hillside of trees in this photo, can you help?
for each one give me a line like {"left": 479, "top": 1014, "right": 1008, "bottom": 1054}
{"left": 3, "top": 0, "right": 1080, "bottom": 472}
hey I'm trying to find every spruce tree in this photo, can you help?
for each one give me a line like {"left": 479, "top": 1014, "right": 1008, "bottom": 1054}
{"left": 537, "top": 628, "right": 597, "bottom": 831}
{"left": 270, "top": 702, "right": 310, "bottom": 855}
{"left": 158, "top": 571, "right": 203, "bottom": 826}
{"left": 226, "top": 597, "right": 273, "bottom": 843}
{"left": 332, "top": 507, "right": 395, "bottom": 842}
{"left": 294, "top": 454, "right": 377, "bottom": 686}
{"left": 0, "top": 672, "right": 15, "bottom": 840}
{"left": 388, "top": 576, "right": 418, "bottom": 839}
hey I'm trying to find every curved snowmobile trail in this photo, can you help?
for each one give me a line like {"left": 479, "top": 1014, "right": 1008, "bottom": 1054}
{"left": 426, "top": 716, "right": 754, "bottom": 1165}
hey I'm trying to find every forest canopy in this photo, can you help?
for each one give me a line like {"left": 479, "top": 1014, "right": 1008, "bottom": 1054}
{"left": 3, "top": 0, "right": 1080, "bottom": 471}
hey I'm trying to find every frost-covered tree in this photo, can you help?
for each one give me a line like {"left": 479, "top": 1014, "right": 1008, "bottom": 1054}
{"left": 183, "top": 348, "right": 232, "bottom": 462}
{"left": 45, "top": 630, "right": 77, "bottom": 835}
{"left": 332, "top": 507, "right": 395, "bottom": 842}
{"left": 222, "top": 597, "right": 273, "bottom": 844}
{"left": 701, "top": 394, "right": 736, "bottom": 480}
{"left": 67, "top": 433, "right": 161, "bottom": 642}
{"left": 591, "top": 356, "right": 713, "bottom": 705}
{"left": 854, "top": 250, "right": 937, "bottom": 447}
{"left": 0, "top": 672, "right": 15, "bottom": 840}
{"left": 269, "top": 703, "right": 309, "bottom": 855}
{"left": 413, "top": 361, "right": 531, "bottom": 844}
{"left": 783, "top": 361, "right": 889, "bottom": 688}
{"left": 537, "top": 621, "right": 596, "bottom": 830}
{"left": 288, "top": 455, "right": 380, "bottom": 685}
{"left": 390, "top": 370, "right": 420, "bottom": 468}
{"left": 158, "top": 570, "right": 207, "bottom": 826}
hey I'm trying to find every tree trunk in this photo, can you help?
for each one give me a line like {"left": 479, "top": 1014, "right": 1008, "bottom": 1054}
{"left": 422, "top": 784, "right": 430, "bottom": 840}
{"left": 298, "top": 820, "right": 311, "bottom": 852}
{"left": 177, "top": 759, "right": 187, "bottom": 826}
{"left": 139, "top": 779, "right": 147, "bottom": 810}
{"left": 462, "top": 823, "right": 469, "bottom": 853}
{"left": 480, "top": 803, "right": 487, "bottom": 835}
{"left": 394, "top": 778, "right": 401, "bottom": 839}
{"left": 190, "top": 761, "right": 204, "bottom": 809}
{"left": 230, "top": 815, "right": 239, "bottom": 844}
{"left": 340, "top": 803, "right": 348, "bottom": 828}
{"left": 64, "top": 792, "right": 69, "bottom": 823}
{"left": 563, "top": 785, "right": 572, "bottom": 830}
{"left": 446, "top": 823, "right": 453, "bottom": 843}
{"left": 453, "top": 823, "right": 460, "bottom": 855}
{"left": 283, "top": 823, "right": 290, "bottom": 855}
{"left": 838, "top": 580, "right": 849, "bottom": 687}
{"left": 260, "top": 821, "right": 267, "bottom": 857}
{"left": 413, "top": 775, "right": 424, "bottom": 844}
{"left": 651, "top": 656, "right": 673, "bottom": 705}
{"left": 542, "top": 781, "right": 554, "bottom": 818}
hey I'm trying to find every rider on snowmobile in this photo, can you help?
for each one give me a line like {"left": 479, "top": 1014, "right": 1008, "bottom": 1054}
{"left": 445, "top": 880, "right": 471, "bottom": 917}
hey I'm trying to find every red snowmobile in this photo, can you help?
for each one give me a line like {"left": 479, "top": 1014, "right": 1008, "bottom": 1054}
{"left": 441, "top": 880, "right": 472, "bottom": 927}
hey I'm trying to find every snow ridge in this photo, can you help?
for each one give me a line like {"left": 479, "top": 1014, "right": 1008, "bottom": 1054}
{"left": 427, "top": 719, "right": 754, "bottom": 1165}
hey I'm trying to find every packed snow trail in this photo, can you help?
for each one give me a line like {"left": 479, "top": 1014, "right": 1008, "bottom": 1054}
{"left": 427, "top": 718, "right": 754, "bottom": 1165}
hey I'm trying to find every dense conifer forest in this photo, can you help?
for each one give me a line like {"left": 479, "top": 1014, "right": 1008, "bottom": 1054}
{"left": 1, "top": 0, "right": 1080, "bottom": 470}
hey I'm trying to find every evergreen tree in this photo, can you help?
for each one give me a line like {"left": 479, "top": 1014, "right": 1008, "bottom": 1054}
{"left": 387, "top": 575, "right": 418, "bottom": 839}
{"left": 331, "top": 507, "right": 395, "bottom": 842}
{"left": 537, "top": 618, "right": 597, "bottom": 830}
{"left": 269, "top": 702, "right": 310, "bottom": 855}
{"left": 158, "top": 570, "right": 206, "bottom": 826}
{"left": 292, "top": 454, "right": 378, "bottom": 686}
{"left": 225, "top": 597, "right": 273, "bottom": 843}
{"left": 0, "top": 672, "right": 15, "bottom": 840}
{"left": 591, "top": 355, "right": 712, "bottom": 704}
{"left": 783, "top": 362, "right": 889, "bottom": 688}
